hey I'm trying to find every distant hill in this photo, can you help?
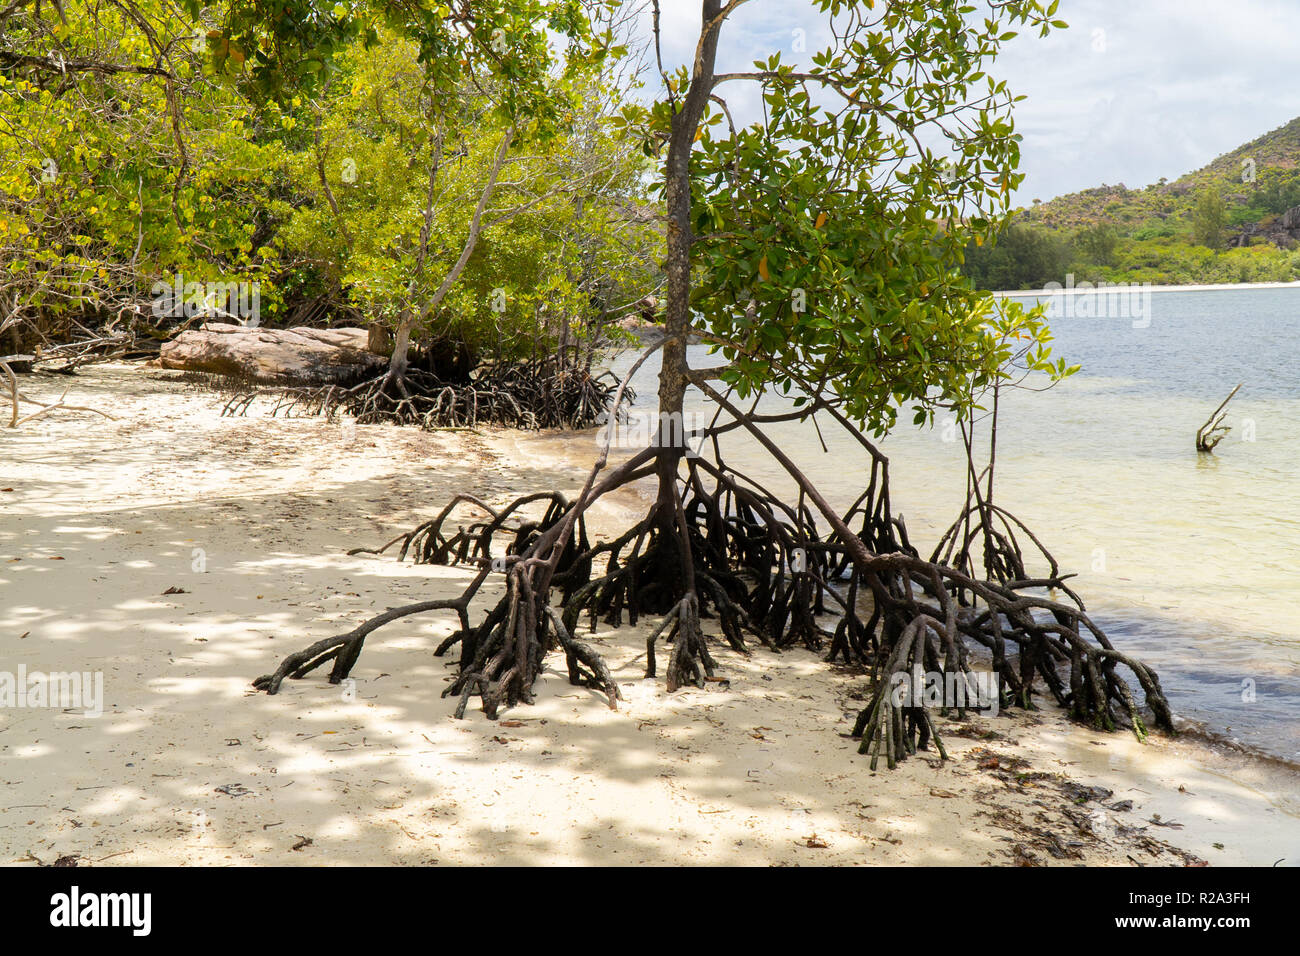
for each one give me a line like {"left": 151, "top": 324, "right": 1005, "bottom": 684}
{"left": 963, "top": 116, "right": 1300, "bottom": 290}
{"left": 1022, "top": 115, "right": 1300, "bottom": 241}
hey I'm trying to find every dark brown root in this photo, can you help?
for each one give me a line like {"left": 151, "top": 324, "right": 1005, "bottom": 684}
{"left": 251, "top": 443, "right": 1172, "bottom": 767}
{"left": 251, "top": 348, "right": 1172, "bottom": 767}
{"left": 546, "top": 606, "right": 622, "bottom": 708}
{"left": 220, "top": 356, "right": 628, "bottom": 430}
{"left": 251, "top": 569, "right": 489, "bottom": 694}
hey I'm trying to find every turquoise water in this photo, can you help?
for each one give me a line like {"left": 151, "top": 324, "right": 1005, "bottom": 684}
{"left": 602, "top": 287, "right": 1300, "bottom": 763}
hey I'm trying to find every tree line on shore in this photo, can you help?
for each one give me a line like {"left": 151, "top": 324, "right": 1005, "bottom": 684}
{"left": 1, "top": 0, "right": 661, "bottom": 400}
{"left": 966, "top": 115, "right": 1300, "bottom": 290}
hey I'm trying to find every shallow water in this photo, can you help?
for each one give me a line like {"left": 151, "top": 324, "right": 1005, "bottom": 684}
{"left": 595, "top": 287, "right": 1300, "bottom": 764}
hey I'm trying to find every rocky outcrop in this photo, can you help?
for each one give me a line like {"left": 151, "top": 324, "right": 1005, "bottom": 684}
{"left": 1229, "top": 204, "right": 1300, "bottom": 249}
{"left": 158, "top": 323, "right": 387, "bottom": 385}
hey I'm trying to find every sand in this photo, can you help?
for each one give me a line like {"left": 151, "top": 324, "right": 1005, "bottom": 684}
{"left": 2, "top": 362, "right": 1298, "bottom": 867}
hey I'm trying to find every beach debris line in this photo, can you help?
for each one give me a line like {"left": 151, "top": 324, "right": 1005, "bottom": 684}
{"left": 1195, "top": 383, "right": 1243, "bottom": 452}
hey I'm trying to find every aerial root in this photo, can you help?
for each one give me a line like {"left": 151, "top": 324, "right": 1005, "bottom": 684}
{"left": 852, "top": 616, "right": 954, "bottom": 770}
{"left": 639, "top": 593, "right": 716, "bottom": 692}
{"left": 664, "top": 593, "right": 718, "bottom": 692}
{"left": 250, "top": 634, "right": 353, "bottom": 694}
{"left": 218, "top": 356, "right": 627, "bottom": 430}
{"left": 252, "top": 582, "right": 486, "bottom": 695}
{"left": 250, "top": 436, "right": 1172, "bottom": 765}
{"left": 546, "top": 607, "right": 621, "bottom": 708}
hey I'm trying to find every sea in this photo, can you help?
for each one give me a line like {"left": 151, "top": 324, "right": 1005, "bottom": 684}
{"left": 592, "top": 285, "right": 1300, "bottom": 765}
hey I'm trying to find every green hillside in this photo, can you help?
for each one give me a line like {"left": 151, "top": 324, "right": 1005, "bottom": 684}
{"left": 963, "top": 116, "right": 1300, "bottom": 289}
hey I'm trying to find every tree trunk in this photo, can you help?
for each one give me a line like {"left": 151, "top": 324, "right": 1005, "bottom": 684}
{"left": 389, "top": 313, "right": 414, "bottom": 379}
{"left": 367, "top": 324, "right": 392, "bottom": 355}
{"left": 389, "top": 125, "right": 515, "bottom": 386}
{"left": 655, "top": 0, "right": 723, "bottom": 516}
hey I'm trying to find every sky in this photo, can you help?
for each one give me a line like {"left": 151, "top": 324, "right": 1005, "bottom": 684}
{"left": 636, "top": 0, "right": 1300, "bottom": 203}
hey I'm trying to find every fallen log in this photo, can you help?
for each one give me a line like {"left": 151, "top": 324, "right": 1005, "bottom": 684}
{"left": 156, "top": 323, "right": 386, "bottom": 386}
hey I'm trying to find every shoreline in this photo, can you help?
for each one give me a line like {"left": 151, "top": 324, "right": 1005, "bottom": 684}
{"left": 2, "top": 362, "right": 1297, "bottom": 866}
{"left": 552, "top": 411, "right": 1300, "bottom": 779}
{"left": 501, "top": 426, "right": 1300, "bottom": 863}
{"left": 993, "top": 279, "right": 1300, "bottom": 296}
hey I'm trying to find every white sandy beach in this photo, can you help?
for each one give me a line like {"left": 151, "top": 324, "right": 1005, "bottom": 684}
{"left": 2, "top": 363, "right": 1298, "bottom": 866}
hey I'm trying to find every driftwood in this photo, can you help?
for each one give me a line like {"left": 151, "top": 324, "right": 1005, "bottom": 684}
{"left": 1, "top": 355, "right": 28, "bottom": 428}
{"left": 1196, "top": 383, "right": 1242, "bottom": 452}
{"left": 158, "top": 323, "right": 387, "bottom": 386}
{"left": 0, "top": 356, "right": 118, "bottom": 428}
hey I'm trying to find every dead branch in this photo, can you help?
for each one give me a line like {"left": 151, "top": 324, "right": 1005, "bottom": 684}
{"left": 1196, "top": 383, "right": 1242, "bottom": 452}
{"left": 0, "top": 360, "right": 119, "bottom": 428}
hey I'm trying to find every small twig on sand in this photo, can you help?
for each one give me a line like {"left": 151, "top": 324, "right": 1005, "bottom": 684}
{"left": 0, "top": 356, "right": 28, "bottom": 428}
{"left": 0, "top": 359, "right": 118, "bottom": 429}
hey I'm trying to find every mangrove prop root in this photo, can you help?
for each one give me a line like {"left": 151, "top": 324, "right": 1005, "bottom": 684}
{"left": 251, "top": 426, "right": 1173, "bottom": 769}
{"left": 219, "top": 357, "right": 630, "bottom": 431}
{"left": 251, "top": 570, "right": 487, "bottom": 694}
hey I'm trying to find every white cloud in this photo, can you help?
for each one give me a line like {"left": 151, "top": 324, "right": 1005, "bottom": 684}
{"left": 633, "top": 0, "right": 1300, "bottom": 202}
{"left": 998, "top": 0, "right": 1300, "bottom": 199}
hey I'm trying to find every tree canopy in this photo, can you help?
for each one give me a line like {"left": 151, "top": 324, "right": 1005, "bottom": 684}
{"left": 4, "top": 1, "right": 1173, "bottom": 763}
{"left": 1, "top": 0, "right": 660, "bottom": 372}
{"left": 622, "top": 0, "right": 1072, "bottom": 440}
